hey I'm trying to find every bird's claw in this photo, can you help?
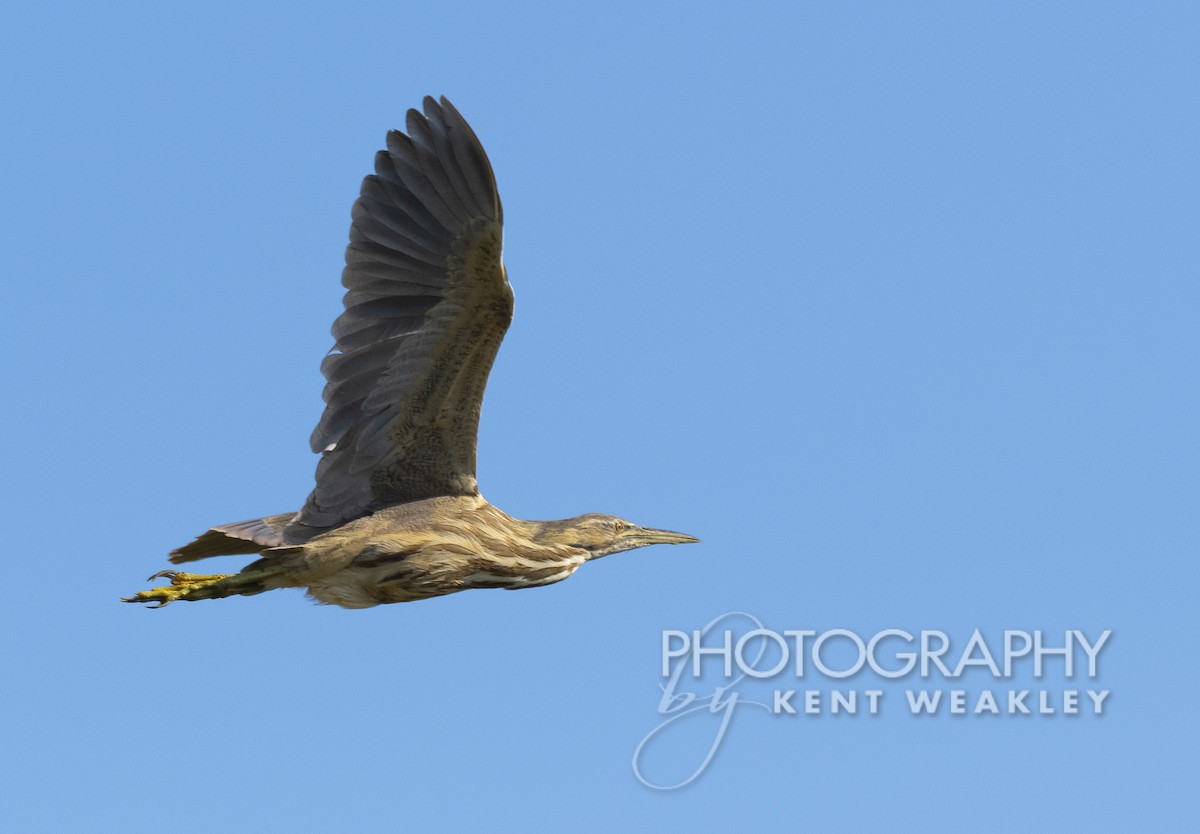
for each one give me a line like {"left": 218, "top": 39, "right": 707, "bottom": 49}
{"left": 122, "top": 571, "right": 237, "bottom": 607}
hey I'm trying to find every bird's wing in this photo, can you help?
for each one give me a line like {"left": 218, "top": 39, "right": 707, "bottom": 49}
{"left": 296, "top": 96, "right": 511, "bottom": 529}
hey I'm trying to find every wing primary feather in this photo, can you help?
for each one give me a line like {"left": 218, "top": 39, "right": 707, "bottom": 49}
{"left": 405, "top": 108, "right": 475, "bottom": 223}
{"left": 440, "top": 97, "right": 502, "bottom": 223}
{"left": 369, "top": 157, "right": 451, "bottom": 242}
{"left": 384, "top": 131, "right": 462, "bottom": 232}
{"left": 420, "top": 97, "right": 486, "bottom": 221}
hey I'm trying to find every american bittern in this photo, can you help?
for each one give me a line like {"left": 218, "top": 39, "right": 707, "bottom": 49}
{"left": 124, "top": 96, "right": 697, "bottom": 609}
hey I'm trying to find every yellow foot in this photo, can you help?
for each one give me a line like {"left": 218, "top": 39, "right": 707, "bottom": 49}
{"left": 122, "top": 570, "right": 236, "bottom": 608}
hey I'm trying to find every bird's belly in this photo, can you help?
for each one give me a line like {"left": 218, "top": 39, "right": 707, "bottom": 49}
{"left": 304, "top": 546, "right": 587, "bottom": 609}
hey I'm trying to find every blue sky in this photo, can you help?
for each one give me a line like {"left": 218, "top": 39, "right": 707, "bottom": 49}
{"left": 2, "top": 1, "right": 1197, "bottom": 830}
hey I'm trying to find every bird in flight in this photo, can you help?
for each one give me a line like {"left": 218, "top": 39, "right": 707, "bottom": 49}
{"left": 124, "top": 96, "right": 697, "bottom": 609}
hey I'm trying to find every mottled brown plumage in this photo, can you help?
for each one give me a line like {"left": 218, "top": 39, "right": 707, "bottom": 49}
{"left": 124, "top": 97, "right": 696, "bottom": 610}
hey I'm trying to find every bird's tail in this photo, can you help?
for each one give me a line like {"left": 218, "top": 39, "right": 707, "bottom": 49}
{"left": 168, "top": 513, "right": 299, "bottom": 564}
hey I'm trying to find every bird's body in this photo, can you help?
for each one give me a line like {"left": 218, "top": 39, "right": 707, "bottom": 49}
{"left": 302, "top": 497, "right": 591, "bottom": 607}
{"left": 124, "top": 96, "right": 696, "bottom": 609}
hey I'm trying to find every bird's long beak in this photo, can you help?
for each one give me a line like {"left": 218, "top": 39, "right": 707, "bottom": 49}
{"left": 625, "top": 526, "right": 700, "bottom": 546}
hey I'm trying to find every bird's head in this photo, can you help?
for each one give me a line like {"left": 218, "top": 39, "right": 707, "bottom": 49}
{"left": 537, "top": 513, "right": 700, "bottom": 559}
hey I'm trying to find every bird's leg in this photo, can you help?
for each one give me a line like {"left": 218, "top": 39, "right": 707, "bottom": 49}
{"left": 122, "top": 568, "right": 285, "bottom": 608}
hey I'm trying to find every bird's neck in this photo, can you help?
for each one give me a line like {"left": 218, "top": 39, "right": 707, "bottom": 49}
{"left": 524, "top": 517, "right": 580, "bottom": 546}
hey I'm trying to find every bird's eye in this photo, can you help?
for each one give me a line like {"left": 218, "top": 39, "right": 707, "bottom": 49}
{"left": 612, "top": 520, "right": 626, "bottom": 533}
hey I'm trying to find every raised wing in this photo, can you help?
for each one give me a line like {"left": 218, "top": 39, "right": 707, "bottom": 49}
{"left": 297, "top": 96, "right": 512, "bottom": 529}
